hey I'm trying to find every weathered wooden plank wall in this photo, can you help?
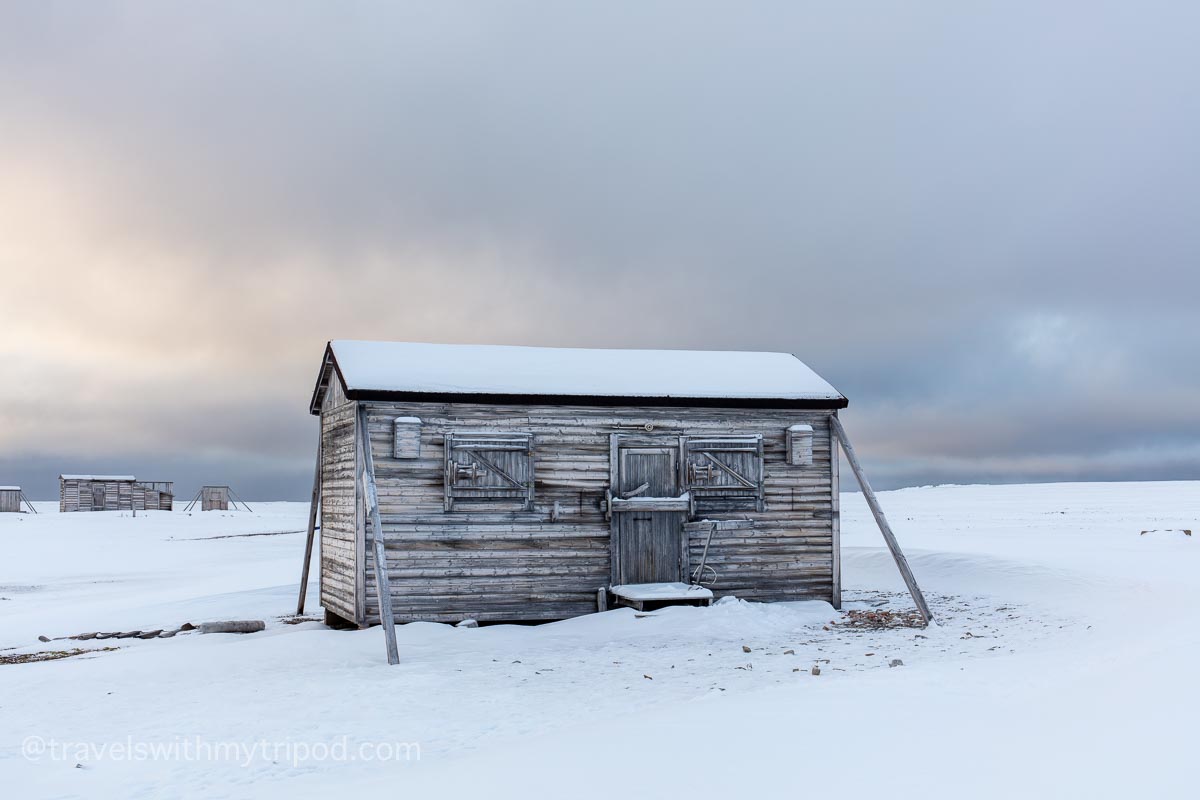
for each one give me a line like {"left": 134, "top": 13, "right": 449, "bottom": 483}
{"left": 333, "top": 400, "right": 838, "bottom": 625}
{"left": 201, "top": 486, "right": 229, "bottom": 511}
{"left": 60, "top": 478, "right": 131, "bottom": 512}
{"left": 60, "top": 479, "right": 77, "bottom": 512}
{"left": 0, "top": 489, "right": 21, "bottom": 513}
{"left": 318, "top": 381, "right": 358, "bottom": 623}
{"left": 58, "top": 479, "right": 173, "bottom": 512}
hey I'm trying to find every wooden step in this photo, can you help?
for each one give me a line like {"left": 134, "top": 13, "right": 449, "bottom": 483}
{"left": 609, "top": 582, "right": 714, "bottom": 612}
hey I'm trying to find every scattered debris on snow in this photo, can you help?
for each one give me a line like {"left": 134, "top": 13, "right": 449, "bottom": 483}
{"left": 199, "top": 620, "right": 265, "bottom": 634}
{"left": 1, "top": 647, "right": 120, "bottom": 665}
{"left": 840, "top": 608, "right": 927, "bottom": 630}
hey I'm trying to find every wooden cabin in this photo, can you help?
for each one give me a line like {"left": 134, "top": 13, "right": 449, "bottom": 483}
{"left": 183, "top": 485, "right": 251, "bottom": 512}
{"left": 201, "top": 486, "right": 229, "bottom": 511}
{"left": 309, "top": 340, "right": 848, "bottom": 628}
{"left": 0, "top": 487, "right": 23, "bottom": 513}
{"left": 59, "top": 476, "right": 174, "bottom": 512}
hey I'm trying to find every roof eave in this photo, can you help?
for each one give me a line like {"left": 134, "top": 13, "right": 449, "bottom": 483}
{"left": 341, "top": 388, "right": 848, "bottom": 410}
{"left": 313, "top": 341, "right": 849, "bottom": 413}
{"left": 309, "top": 342, "right": 351, "bottom": 416}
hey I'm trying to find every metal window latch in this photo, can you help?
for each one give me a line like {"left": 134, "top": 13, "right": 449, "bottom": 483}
{"left": 615, "top": 422, "right": 655, "bottom": 432}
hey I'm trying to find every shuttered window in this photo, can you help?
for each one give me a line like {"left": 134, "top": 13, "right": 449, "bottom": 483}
{"left": 682, "top": 435, "right": 764, "bottom": 512}
{"left": 444, "top": 432, "right": 534, "bottom": 511}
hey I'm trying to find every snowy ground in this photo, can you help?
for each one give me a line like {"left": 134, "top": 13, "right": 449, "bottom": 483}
{"left": 1, "top": 482, "right": 1197, "bottom": 798}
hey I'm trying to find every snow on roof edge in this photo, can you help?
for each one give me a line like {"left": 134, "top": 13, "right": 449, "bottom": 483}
{"left": 59, "top": 475, "right": 137, "bottom": 481}
{"left": 323, "top": 340, "right": 845, "bottom": 402}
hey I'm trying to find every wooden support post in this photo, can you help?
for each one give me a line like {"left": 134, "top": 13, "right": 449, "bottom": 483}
{"left": 227, "top": 487, "right": 252, "bottom": 513}
{"left": 296, "top": 431, "right": 322, "bottom": 615}
{"left": 359, "top": 405, "right": 400, "bottom": 665}
{"left": 830, "top": 426, "right": 841, "bottom": 609}
{"left": 829, "top": 415, "right": 934, "bottom": 625}
{"left": 608, "top": 433, "right": 621, "bottom": 587}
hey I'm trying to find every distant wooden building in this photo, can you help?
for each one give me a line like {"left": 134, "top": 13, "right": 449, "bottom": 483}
{"left": 182, "top": 485, "right": 252, "bottom": 512}
{"left": 202, "top": 486, "right": 229, "bottom": 511}
{"left": 59, "top": 476, "right": 174, "bottom": 512}
{"left": 306, "top": 340, "right": 849, "bottom": 628}
{"left": 0, "top": 487, "right": 25, "bottom": 513}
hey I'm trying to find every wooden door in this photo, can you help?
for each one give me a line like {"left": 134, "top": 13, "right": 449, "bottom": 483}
{"left": 91, "top": 484, "right": 106, "bottom": 511}
{"left": 201, "top": 487, "right": 226, "bottom": 511}
{"left": 613, "top": 445, "right": 686, "bottom": 585}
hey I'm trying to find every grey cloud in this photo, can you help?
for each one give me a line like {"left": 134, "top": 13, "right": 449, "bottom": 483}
{"left": 1, "top": 2, "right": 1198, "bottom": 496}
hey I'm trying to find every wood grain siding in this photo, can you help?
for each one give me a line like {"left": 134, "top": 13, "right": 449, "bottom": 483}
{"left": 57, "top": 478, "right": 172, "bottom": 512}
{"left": 318, "top": 391, "right": 358, "bottom": 624}
{"left": 353, "top": 401, "right": 839, "bottom": 625}
{"left": 60, "top": 478, "right": 129, "bottom": 512}
{"left": 691, "top": 418, "right": 835, "bottom": 600}
{"left": 134, "top": 485, "right": 173, "bottom": 511}
{"left": 830, "top": 416, "right": 841, "bottom": 609}
{"left": 201, "top": 486, "right": 229, "bottom": 511}
{"left": 0, "top": 489, "right": 20, "bottom": 513}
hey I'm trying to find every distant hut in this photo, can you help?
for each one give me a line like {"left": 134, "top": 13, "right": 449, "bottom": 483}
{"left": 183, "top": 486, "right": 252, "bottom": 512}
{"left": 59, "top": 476, "right": 174, "bottom": 512}
{"left": 1, "top": 486, "right": 34, "bottom": 513}
{"left": 202, "top": 486, "right": 228, "bottom": 511}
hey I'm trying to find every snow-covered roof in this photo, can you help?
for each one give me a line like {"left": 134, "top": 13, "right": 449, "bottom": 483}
{"left": 314, "top": 340, "right": 845, "bottom": 410}
{"left": 0, "top": 486, "right": 19, "bottom": 491}
{"left": 59, "top": 475, "right": 136, "bottom": 482}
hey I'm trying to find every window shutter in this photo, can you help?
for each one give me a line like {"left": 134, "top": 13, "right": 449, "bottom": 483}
{"left": 444, "top": 432, "right": 534, "bottom": 511}
{"left": 682, "top": 435, "right": 764, "bottom": 512}
{"left": 393, "top": 417, "right": 422, "bottom": 459}
{"left": 786, "top": 424, "right": 813, "bottom": 466}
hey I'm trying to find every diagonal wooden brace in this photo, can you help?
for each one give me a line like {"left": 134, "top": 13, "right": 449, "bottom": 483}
{"left": 830, "top": 415, "right": 934, "bottom": 625}
{"left": 359, "top": 404, "right": 400, "bottom": 664}
{"left": 296, "top": 430, "right": 322, "bottom": 615}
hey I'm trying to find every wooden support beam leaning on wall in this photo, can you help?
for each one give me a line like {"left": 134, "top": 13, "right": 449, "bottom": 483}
{"left": 829, "top": 415, "right": 934, "bottom": 625}
{"left": 297, "top": 432, "right": 323, "bottom": 616}
{"left": 358, "top": 404, "right": 400, "bottom": 665}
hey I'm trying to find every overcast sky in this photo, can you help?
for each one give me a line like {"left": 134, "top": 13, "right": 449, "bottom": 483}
{"left": 2, "top": 2, "right": 1198, "bottom": 499}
